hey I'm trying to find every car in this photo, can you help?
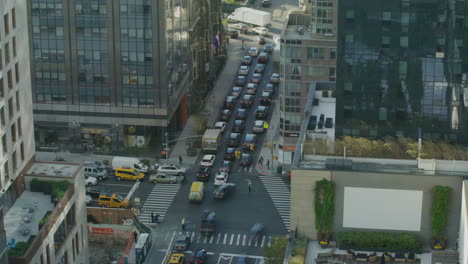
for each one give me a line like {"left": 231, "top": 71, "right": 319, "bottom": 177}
{"left": 218, "top": 160, "right": 232, "bottom": 174}
{"left": 254, "top": 63, "right": 265, "bottom": 73}
{"left": 173, "top": 234, "right": 191, "bottom": 251}
{"left": 236, "top": 75, "right": 247, "bottom": 86}
{"left": 169, "top": 253, "right": 185, "bottom": 264}
{"left": 213, "top": 183, "right": 236, "bottom": 199}
{"left": 240, "top": 94, "right": 254, "bottom": 108}
{"left": 223, "top": 96, "right": 237, "bottom": 109}
{"left": 242, "top": 134, "right": 257, "bottom": 150}
{"left": 214, "top": 121, "right": 227, "bottom": 133}
{"left": 257, "top": 36, "right": 266, "bottom": 45}
{"left": 231, "top": 86, "right": 243, "bottom": 98}
{"left": 247, "top": 223, "right": 265, "bottom": 244}
{"left": 239, "top": 153, "right": 252, "bottom": 166}
{"left": 227, "top": 133, "right": 241, "bottom": 147}
{"left": 241, "top": 55, "right": 252, "bottom": 65}
{"left": 270, "top": 73, "right": 280, "bottom": 84}
{"left": 219, "top": 109, "right": 232, "bottom": 121}
{"left": 85, "top": 176, "right": 98, "bottom": 186}
{"left": 232, "top": 120, "right": 245, "bottom": 133}
{"left": 252, "top": 27, "right": 268, "bottom": 36}
{"left": 230, "top": 23, "right": 248, "bottom": 33}
{"left": 325, "top": 118, "right": 333, "bottom": 128}
{"left": 157, "top": 164, "right": 187, "bottom": 176}
{"left": 149, "top": 172, "right": 178, "bottom": 184}
{"left": 262, "top": 0, "right": 272, "bottom": 7}
{"left": 238, "top": 65, "right": 250, "bottom": 76}
{"left": 86, "top": 187, "right": 108, "bottom": 199}
{"left": 255, "top": 106, "right": 269, "bottom": 119}
{"left": 191, "top": 249, "right": 208, "bottom": 263}
{"left": 85, "top": 195, "right": 93, "bottom": 205}
{"left": 251, "top": 73, "right": 262, "bottom": 84}
{"left": 248, "top": 47, "right": 259, "bottom": 57}
{"left": 224, "top": 148, "right": 236, "bottom": 161}
{"left": 200, "top": 155, "right": 216, "bottom": 167}
{"left": 246, "top": 83, "right": 257, "bottom": 94}
{"left": 235, "top": 108, "right": 247, "bottom": 120}
{"left": 214, "top": 172, "right": 229, "bottom": 186}
{"left": 260, "top": 92, "right": 272, "bottom": 105}
{"left": 196, "top": 167, "right": 211, "bottom": 181}
{"left": 308, "top": 115, "right": 317, "bottom": 130}
{"left": 227, "top": 28, "right": 238, "bottom": 38}
{"left": 258, "top": 52, "right": 269, "bottom": 63}
{"left": 264, "top": 43, "right": 273, "bottom": 53}
{"left": 264, "top": 83, "right": 274, "bottom": 93}
{"left": 253, "top": 120, "right": 266, "bottom": 133}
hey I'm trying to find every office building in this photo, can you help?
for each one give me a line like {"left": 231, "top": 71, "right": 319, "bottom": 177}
{"left": 278, "top": 0, "right": 337, "bottom": 163}
{"left": 336, "top": 0, "right": 468, "bottom": 142}
{"left": 29, "top": 0, "right": 223, "bottom": 153}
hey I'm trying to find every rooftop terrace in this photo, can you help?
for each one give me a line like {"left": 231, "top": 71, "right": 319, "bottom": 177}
{"left": 27, "top": 162, "right": 81, "bottom": 178}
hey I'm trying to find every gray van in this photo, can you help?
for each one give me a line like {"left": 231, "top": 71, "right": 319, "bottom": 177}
{"left": 83, "top": 161, "right": 108, "bottom": 180}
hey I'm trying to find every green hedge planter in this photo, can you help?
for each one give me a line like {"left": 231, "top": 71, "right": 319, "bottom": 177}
{"left": 315, "top": 179, "right": 335, "bottom": 245}
{"left": 337, "top": 231, "right": 422, "bottom": 253}
{"left": 431, "top": 186, "right": 452, "bottom": 249}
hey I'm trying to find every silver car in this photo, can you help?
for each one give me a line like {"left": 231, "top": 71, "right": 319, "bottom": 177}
{"left": 238, "top": 65, "right": 250, "bottom": 75}
{"left": 149, "top": 172, "right": 178, "bottom": 184}
{"left": 253, "top": 120, "right": 266, "bottom": 133}
{"left": 157, "top": 164, "right": 187, "bottom": 175}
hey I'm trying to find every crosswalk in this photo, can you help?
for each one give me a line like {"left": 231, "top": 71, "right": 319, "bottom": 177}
{"left": 258, "top": 175, "right": 290, "bottom": 230}
{"left": 234, "top": 166, "right": 254, "bottom": 173}
{"left": 140, "top": 183, "right": 181, "bottom": 224}
{"left": 158, "top": 230, "right": 274, "bottom": 248}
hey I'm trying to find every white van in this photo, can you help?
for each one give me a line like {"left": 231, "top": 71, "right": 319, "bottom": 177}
{"left": 112, "top": 157, "right": 148, "bottom": 173}
{"left": 83, "top": 161, "right": 108, "bottom": 180}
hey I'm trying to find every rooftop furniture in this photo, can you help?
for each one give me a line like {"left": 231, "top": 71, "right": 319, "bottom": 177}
{"left": 384, "top": 252, "right": 393, "bottom": 262}
{"left": 395, "top": 253, "right": 406, "bottom": 262}
{"left": 368, "top": 252, "right": 378, "bottom": 262}
{"left": 346, "top": 249, "right": 356, "bottom": 260}
{"left": 356, "top": 253, "right": 368, "bottom": 262}
{"left": 406, "top": 252, "right": 416, "bottom": 262}
{"left": 317, "top": 248, "right": 336, "bottom": 258}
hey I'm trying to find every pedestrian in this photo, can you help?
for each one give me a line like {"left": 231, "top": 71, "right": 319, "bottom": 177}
{"left": 155, "top": 214, "right": 160, "bottom": 223}
{"left": 258, "top": 156, "right": 263, "bottom": 166}
{"left": 151, "top": 212, "right": 155, "bottom": 223}
{"left": 248, "top": 180, "right": 252, "bottom": 192}
{"left": 179, "top": 155, "right": 183, "bottom": 165}
{"left": 267, "top": 160, "right": 270, "bottom": 169}
{"left": 181, "top": 217, "right": 186, "bottom": 230}
{"left": 133, "top": 231, "right": 138, "bottom": 242}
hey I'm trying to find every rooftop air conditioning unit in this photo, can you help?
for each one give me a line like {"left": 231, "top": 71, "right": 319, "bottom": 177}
{"left": 297, "top": 26, "right": 304, "bottom": 35}
{"left": 324, "top": 33, "right": 334, "bottom": 37}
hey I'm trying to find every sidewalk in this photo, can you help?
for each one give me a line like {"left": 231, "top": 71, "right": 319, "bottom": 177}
{"left": 167, "top": 40, "right": 243, "bottom": 167}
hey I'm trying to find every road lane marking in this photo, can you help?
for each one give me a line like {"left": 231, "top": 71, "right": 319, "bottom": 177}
{"left": 203, "top": 236, "right": 208, "bottom": 244}
{"left": 229, "top": 234, "right": 234, "bottom": 245}
{"left": 236, "top": 234, "right": 241, "bottom": 246}
{"left": 209, "top": 235, "right": 214, "bottom": 244}
{"left": 254, "top": 237, "right": 259, "bottom": 247}
{"left": 261, "top": 236, "right": 266, "bottom": 247}
{"left": 161, "top": 231, "right": 177, "bottom": 264}
{"left": 242, "top": 234, "right": 247, "bottom": 246}
{"left": 267, "top": 236, "right": 272, "bottom": 247}
{"left": 223, "top": 233, "right": 227, "bottom": 244}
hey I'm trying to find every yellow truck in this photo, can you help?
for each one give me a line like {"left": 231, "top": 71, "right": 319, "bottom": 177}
{"left": 189, "top": 182, "right": 204, "bottom": 203}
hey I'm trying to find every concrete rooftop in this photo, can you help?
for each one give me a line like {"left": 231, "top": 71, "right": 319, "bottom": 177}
{"left": 27, "top": 162, "right": 81, "bottom": 178}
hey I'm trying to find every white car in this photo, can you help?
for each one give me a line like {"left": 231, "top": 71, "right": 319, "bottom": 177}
{"left": 200, "top": 155, "right": 216, "bottom": 167}
{"left": 214, "top": 172, "right": 229, "bottom": 186}
{"left": 85, "top": 195, "right": 93, "bottom": 205}
{"left": 253, "top": 120, "right": 266, "bottom": 133}
{"left": 85, "top": 176, "right": 98, "bottom": 186}
{"left": 230, "top": 23, "right": 248, "bottom": 32}
{"left": 252, "top": 27, "right": 269, "bottom": 36}
{"left": 214, "top": 122, "right": 227, "bottom": 133}
{"left": 231, "top": 87, "right": 242, "bottom": 98}
{"left": 238, "top": 65, "right": 250, "bottom": 75}
{"left": 248, "top": 47, "right": 259, "bottom": 57}
{"left": 246, "top": 83, "right": 257, "bottom": 94}
{"left": 157, "top": 164, "right": 187, "bottom": 175}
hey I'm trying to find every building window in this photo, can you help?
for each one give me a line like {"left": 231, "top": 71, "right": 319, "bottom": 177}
{"left": 400, "top": 36, "right": 408, "bottom": 47}
{"left": 12, "top": 37, "right": 16, "bottom": 57}
{"left": 0, "top": 78, "right": 4, "bottom": 98}
{"left": 65, "top": 204, "right": 76, "bottom": 234}
{"left": 3, "top": 14, "right": 9, "bottom": 35}
{"left": 12, "top": 151, "right": 17, "bottom": 172}
{"left": 14, "top": 63, "right": 19, "bottom": 83}
{"left": 0, "top": 108, "right": 4, "bottom": 127}
{"left": 7, "top": 70, "right": 12, "bottom": 89}
{"left": 330, "top": 48, "right": 336, "bottom": 59}
{"left": 54, "top": 221, "right": 66, "bottom": 253}
{"left": 307, "top": 47, "right": 325, "bottom": 59}
{"left": 0, "top": 49, "right": 3, "bottom": 70}
{"left": 17, "top": 117, "right": 21, "bottom": 136}
{"left": 329, "top": 67, "right": 336, "bottom": 81}
{"left": 15, "top": 91, "right": 19, "bottom": 111}
{"left": 20, "top": 142, "right": 24, "bottom": 161}
{"left": 5, "top": 42, "right": 9, "bottom": 65}
{"left": 11, "top": 8, "right": 15, "bottom": 29}
{"left": 75, "top": 232, "right": 80, "bottom": 255}
{"left": 8, "top": 98, "right": 13, "bottom": 120}
{"left": 46, "top": 244, "right": 51, "bottom": 264}
{"left": 2, "top": 135, "right": 7, "bottom": 156}
{"left": 11, "top": 123, "right": 16, "bottom": 143}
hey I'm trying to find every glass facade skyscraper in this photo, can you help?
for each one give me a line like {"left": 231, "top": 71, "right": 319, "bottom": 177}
{"left": 336, "top": 0, "right": 468, "bottom": 142}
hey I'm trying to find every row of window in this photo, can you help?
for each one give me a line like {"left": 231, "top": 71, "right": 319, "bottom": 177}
{"left": 281, "top": 46, "right": 336, "bottom": 60}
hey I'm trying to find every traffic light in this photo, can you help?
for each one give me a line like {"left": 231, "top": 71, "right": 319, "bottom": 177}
{"left": 161, "top": 151, "right": 167, "bottom": 159}
{"left": 250, "top": 144, "right": 255, "bottom": 151}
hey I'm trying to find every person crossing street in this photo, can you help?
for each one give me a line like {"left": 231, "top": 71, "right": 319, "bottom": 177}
{"left": 248, "top": 180, "right": 252, "bottom": 192}
{"left": 179, "top": 155, "right": 183, "bottom": 165}
{"left": 181, "top": 217, "right": 186, "bottom": 230}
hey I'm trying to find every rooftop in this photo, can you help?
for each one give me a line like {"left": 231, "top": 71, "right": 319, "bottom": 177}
{"left": 281, "top": 12, "right": 336, "bottom": 42}
{"left": 27, "top": 162, "right": 82, "bottom": 178}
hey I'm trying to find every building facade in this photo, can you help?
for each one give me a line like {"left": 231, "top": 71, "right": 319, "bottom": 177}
{"left": 336, "top": 0, "right": 468, "bottom": 142}
{"left": 278, "top": 0, "right": 337, "bottom": 163}
{"left": 29, "top": 0, "right": 223, "bottom": 154}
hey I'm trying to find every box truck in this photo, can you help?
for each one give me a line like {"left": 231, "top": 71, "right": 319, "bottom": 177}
{"left": 202, "top": 129, "right": 221, "bottom": 153}
{"left": 112, "top": 156, "right": 148, "bottom": 172}
{"left": 228, "top": 7, "right": 272, "bottom": 27}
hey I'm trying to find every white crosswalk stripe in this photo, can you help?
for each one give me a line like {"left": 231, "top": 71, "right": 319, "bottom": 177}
{"left": 258, "top": 174, "right": 290, "bottom": 230}
{"left": 140, "top": 183, "right": 181, "bottom": 224}
{"left": 156, "top": 230, "right": 274, "bottom": 248}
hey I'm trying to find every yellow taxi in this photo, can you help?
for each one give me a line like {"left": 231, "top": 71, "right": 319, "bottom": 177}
{"left": 114, "top": 167, "right": 144, "bottom": 181}
{"left": 168, "top": 253, "right": 185, "bottom": 264}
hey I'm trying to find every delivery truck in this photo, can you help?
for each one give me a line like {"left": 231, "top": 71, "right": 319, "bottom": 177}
{"left": 112, "top": 156, "right": 148, "bottom": 173}
{"left": 227, "top": 7, "right": 272, "bottom": 27}
{"left": 202, "top": 129, "right": 221, "bottom": 153}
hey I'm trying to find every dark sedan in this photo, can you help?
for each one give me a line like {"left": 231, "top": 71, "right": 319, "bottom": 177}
{"left": 227, "top": 133, "right": 241, "bottom": 147}
{"left": 258, "top": 52, "right": 269, "bottom": 63}
{"left": 232, "top": 120, "right": 245, "bottom": 133}
{"left": 223, "top": 96, "right": 237, "bottom": 110}
{"left": 254, "top": 64, "right": 265, "bottom": 73}
{"left": 196, "top": 167, "right": 211, "bottom": 181}
{"left": 224, "top": 148, "right": 235, "bottom": 161}
{"left": 255, "top": 106, "right": 269, "bottom": 119}
{"left": 236, "top": 75, "right": 247, "bottom": 86}
{"left": 251, "top": 73, "right": 262, "bottom": 84}
{"left": 264, "top": 83, "right": 274, "bottom": 93}
{"left": 218, "top": 160, "right": 232, "bottom": 174}
{"left": 219, "top": 109, "right": 232, "bottom": 121}
{"left": 242, "top": 134, "right": 257, "bottom": 150}
{"left": 239, "top": 153, "right": 252, "bottom": 166}
{"left": 173, "top": 234, "right": 191, "bottom": 251}
{"left": 235, "top": 109, "right": 247, "bottom": 120}
{"left": 260, "top": 92, "right": 272, "bottom": 105}
{"left": 264, "top": 44, "right": 273, "bottom": 53}
{"left": 240, "top": 94, "right": 254, "bottom": 108}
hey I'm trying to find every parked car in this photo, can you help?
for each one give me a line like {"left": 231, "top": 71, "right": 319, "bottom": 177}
{"left": 270, "top": 73, "right": 280, "bottom": 84}
{"left": 200, "top": 155, "right": 216, "bottom": 167}
{"left": 230, "top": 23, "right": 248, "bottom": 33}
{"left": 255, "top": 106, "right": 269, "bottom": 119}
{"left": 149, "top": 172, "right": 178, "bottom": 184}
{"left": 260, "top": 92, "right": 272, "bottom": 105}
{"left": 242, "top": 134, "right": 257, "bottom": 150}
{"left": 241, "top": 55, "right": 252, "bottom": 65}
{"left": 241, "top": 94, "right": 254, "bottom": 108}
{"left": 252, "top": 27, "right": 268, "bottom": 36}
{"left": 214, "top": 121, "right": 227, "bottom": 133}
{"left": 224, "top": 148, "right": 236, "bottom": 161}
{"left": 254, "top": 63, "right": 265, "bottom": 73}
{"left": 213, "top": 183, "right": 236, "bottom": 199}
{"left": 231, "top": 86, "right": 243, "bottom": 98}
{"left": 246, "top": 83, "right": 257, "bottom": 94}
{"left": 264, "top": 83, "right": 274, "bottom": 93}
{"left": 173, "top": 234, "right": 191, "bottom": 251}
{"left": 236, "top": 75, "right": 247, "bottom": 86}
{"left": 248, "top": 47, "right": 259, "bottom": 57}
{"left": 214, "top": 172, "right": 229, "bottom": 186}
{"left": 191, "top": 249, "right": 208, "bottom": 264}
{"left": 325, "top": 118, "right": 333, "bottom": 128}
{"left": 257, "top": 36, "right": 266, "bottom": 45}
{"left": 264, "top": 43, "right": 273, "bottom": 53}
{"left": 253, "top": 120, "right": 266, "bottom": 133}
{"left": 232, "top": 120, "right": 246, "bottom": 133}
{"left": 239, "top": 153, "right": 252, "bottom": 166}
{"left": 85, "top": 176, "right": 98, "bottom": 186}
{"left": 238, "top": 65, "right": 250, "bottom": 76}
{"left": 227, "top": 133, "right": 241, "bottom": 147}
{"left": 223, "top": 96, "right": 237, "bottom": 109}
{"left": 227, "top": 28, "right": 239, "bottom": 38}
{"left": 157, "top": 164, "right": 187, "bottom": 175}
{"left": 262, "top": 0, "right": 272, "bottom": 7}
{"left": 258, "top": 52, "right": 268, "bottom": 63}
{"left": 251, "top": 73, "right": 262, "bottom": 84}
{"left": 218, "top": 160, "right": 232, "bottom": 174}
{"left": 219, "top": 109, "right": 232, "bottom": 121}
{"left": 235, "top": 109, "right": 247, "bottom": 120}
{"left": 196, "top": 167, "right": 211, "bottom": 181}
